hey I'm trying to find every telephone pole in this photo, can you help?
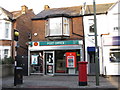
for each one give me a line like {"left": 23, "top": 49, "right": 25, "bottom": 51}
{"left": 93, "top": 0, "right": 99, "bottom": 86}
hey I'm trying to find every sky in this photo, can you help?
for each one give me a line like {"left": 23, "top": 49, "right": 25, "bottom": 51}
{"left": 0, "top": 0, "right": 118, "bottom": 14}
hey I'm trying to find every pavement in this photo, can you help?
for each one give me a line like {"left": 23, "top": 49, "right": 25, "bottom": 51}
{"left": 1, "top": 75, "right": 120, "bottom": 90}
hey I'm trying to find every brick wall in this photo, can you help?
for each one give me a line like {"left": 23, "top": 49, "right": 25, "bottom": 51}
{"left": 13, "top": 11, "right": 35, "bottom": 57}
{"left": 32, "top": 17, "right": 84, "bottom": 41}
{"left": 32, "top": 20, "right": 46, "bottom": 41}
{"left": 0, "top": 40, "right": 12, "bottom": 46}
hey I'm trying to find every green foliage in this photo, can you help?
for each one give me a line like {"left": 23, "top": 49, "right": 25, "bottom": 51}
{"left": 0, "top": 57, "right": 14, "bottom": 65}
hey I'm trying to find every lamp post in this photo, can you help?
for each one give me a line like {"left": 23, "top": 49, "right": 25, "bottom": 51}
{"left": 93, "top": 0, "right": 99, "bottom": 86}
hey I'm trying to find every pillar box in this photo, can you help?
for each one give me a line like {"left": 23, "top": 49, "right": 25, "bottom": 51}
{"left": 78, "top": 61, "right": 88, "bottom": 86}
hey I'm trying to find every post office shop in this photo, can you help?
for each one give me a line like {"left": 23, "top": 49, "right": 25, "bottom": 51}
{"left": 28, "top": 40, "right": 83, "bottom": 75}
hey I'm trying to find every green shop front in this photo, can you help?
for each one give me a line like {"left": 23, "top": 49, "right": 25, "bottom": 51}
{"left": 28, "top": 40, "right": 83, "bottom": 75}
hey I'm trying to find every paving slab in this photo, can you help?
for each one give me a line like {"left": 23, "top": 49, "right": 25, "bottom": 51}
{"left": 1, "top": 75, "right": 120, "bottom": 90}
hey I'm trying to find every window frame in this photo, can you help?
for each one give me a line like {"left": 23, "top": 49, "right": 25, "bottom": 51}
{"left": 88, "top": 19, "right": 95, "bottom": 33}
{"left": 109, "top": 49, "right": 120, "bottom": 63}
{"left": 5, "top": 22, "right": 10, "bottom": 39}
{"left": 45, "top": 17, "right": 70, "bottom": 37}
{"left": 4, "top": 49, "right": 9, "bottom": 58}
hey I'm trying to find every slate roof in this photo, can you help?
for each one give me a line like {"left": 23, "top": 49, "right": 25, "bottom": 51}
{"left": 32, "top": 6, "right": 82, "bottom": 20}
{"left": 32, "top": 3, "right": 114, "bottom": 20}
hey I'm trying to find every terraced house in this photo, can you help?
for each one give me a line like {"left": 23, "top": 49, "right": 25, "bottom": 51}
{"left": 0, "top": 6, "right": 35, "bottom": 75}
{"left": 28, "top": 5, "right": 84, "bottom": 75}
{"left": 83, "top": 1, "right": 120, "bottom": 75}
{"left": 28, "top": 1, "right": 120, "bottom": 76}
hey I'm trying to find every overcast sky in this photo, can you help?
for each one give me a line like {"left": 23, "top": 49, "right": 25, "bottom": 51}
{"left": 0, "top": 0, "right": 118, "bottom": 14}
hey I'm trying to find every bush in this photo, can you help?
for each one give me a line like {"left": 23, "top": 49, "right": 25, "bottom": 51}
{"left": 0, "top": 57, "right": 14, "bottom": 65}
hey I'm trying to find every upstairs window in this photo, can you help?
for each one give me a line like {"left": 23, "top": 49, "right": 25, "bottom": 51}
{"left": 5, "top": 22, "right": 10, "bottom": 38}
{"left": 89, "top": 19, "right": 94, "bottom": 33}
{"left": 45, "top": 17, "right": 70, "bottom": 37}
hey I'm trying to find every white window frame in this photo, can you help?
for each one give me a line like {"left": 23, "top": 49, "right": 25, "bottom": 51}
{"left": 0, "top": 46, "right": 11, "bottom": 59}
{"left": 45, "top": 17, "right": 70, "bottom": 37}
{"left": 109, "top": 48, "right": 120, "bottom": 63}
{"left": 4, "top": 49, "right": 9, "bottom": 58}
{"left": 5, "top": 22, "right": 10, "bottom": 39}
{"left": 88, "top": 19, "right": 94, "bottom": 33}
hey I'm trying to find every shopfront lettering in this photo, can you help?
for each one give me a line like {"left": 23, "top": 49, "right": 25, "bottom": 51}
{"left": 47, "top": 42, "right": 54, "bottom": 45}
{"left": 31, "top": 40, "right": 80, "bottom": 46}
{"left": 55, "top": 41, "right": 65, "bottom": 45}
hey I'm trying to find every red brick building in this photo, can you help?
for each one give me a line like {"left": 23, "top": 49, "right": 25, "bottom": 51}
{"left": 28, "top": 5, "right": 84, "bottom": 75}
{"left": 0, "top": 6, "right": 35, "bottom": 75}
{"left": 12, "top": 5, "right": 35, "bottom": 58}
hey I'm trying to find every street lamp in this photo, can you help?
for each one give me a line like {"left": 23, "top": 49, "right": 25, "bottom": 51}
{"left": 93, "top": 0, "right": 99, "bottom": 86}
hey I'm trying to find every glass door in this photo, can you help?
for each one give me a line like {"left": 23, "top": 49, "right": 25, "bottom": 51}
{"left": 44, "top": 51, "right": 55, "bottom": 75}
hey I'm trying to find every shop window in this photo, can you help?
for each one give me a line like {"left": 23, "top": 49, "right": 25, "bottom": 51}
{"left": 109, "top": 49, "right": 120, "bottom": 62}
{"left": 45, "top": 17, "right": 70, "bottom": 37}
{"left": 55, "top": 50, "right": 80, "bottom": 74}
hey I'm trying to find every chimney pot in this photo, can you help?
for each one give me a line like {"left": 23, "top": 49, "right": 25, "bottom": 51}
{"left": 21, "top": 5, "right": 28, "bottom": 14}
{"left": 44, "top": 5, "right": 50, "bottom": 10}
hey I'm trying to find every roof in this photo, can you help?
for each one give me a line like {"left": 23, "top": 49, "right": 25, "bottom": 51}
{"left": 11, "top": 9, "right": 33, "bottom": 19}
{"left": 0, "top": 6, "right": 34, "bottom": 20}
{"left": 32, "top": 6, "right": 82, "bottom": 20}
{"left": 0, "top": 7, "right": 13, "bottom": 20}
{"left": 85, "top": 3, "right": 114, "bottom": 15}
{"left": 32, "top": 3, "right": 114, "bottom": 20}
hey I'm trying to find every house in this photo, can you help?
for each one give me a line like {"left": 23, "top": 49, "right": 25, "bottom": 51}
{"left": 102, "top": 0, "right": 120, "bottom": 75}
{"left": 12, "top": 5, "right": 35, "bottom": 75}
{"left": 0, "top": 7, "right": 13, "bottom": 59}
{"left": 28, "top": 5, "right": 84, "bottom": 75}
{"left": 83, "top": 1, "right": 120, "bottom": 75}
{"left": 0, "top": 5, "right": 35, "bottom": 75}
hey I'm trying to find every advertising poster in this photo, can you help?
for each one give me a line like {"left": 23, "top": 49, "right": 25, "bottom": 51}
{"left": 31, "top": 55, "right": 38, "bottom": 65}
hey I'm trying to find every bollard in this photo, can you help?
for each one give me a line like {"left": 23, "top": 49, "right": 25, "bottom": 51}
{"left": 78, "top": 61, "right": 88, "bottom": 86}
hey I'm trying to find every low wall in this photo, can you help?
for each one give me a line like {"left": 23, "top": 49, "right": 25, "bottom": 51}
{"left": 0, "top": 64, "right": 14, "bottom": 77}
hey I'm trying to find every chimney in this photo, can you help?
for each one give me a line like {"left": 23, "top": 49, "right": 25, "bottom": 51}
{"left": 81, "top": 2, "right": 86, "bottom": 15}
{"left": 21, "top": 5, "right": 28, "bottom": 14}
{"left": 44, "top": 5, "right": 50, "bottom": 10}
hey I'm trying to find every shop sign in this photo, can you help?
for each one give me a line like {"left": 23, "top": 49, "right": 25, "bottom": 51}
{"left": 29, "top": 40, "right": 81, "bottom": 47}
{"left": 103, "top": 36, "right": 120, "bottom": 46}
{"left": 43, "top": 40, "right": 80, "bottom": 46}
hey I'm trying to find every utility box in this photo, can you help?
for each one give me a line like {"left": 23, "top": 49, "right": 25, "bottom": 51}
{"left": 78, "top": 61, "right": 88, "bottom": 86}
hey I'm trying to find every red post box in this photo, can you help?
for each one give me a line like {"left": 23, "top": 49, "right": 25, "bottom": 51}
{"left": 78, "top": 61, "right": 88, "bottom": 86}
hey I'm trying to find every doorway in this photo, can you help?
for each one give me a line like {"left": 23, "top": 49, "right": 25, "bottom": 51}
{"left": 44, "top": 51, "right": 55, "bottom": 75}
{"left": 88, "top": 51, "right": 95, "bottom": 75}
{"left": 87, "top": 47, "right": 96, "bottom": 75}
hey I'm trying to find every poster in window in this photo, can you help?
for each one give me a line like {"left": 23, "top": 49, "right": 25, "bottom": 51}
{"left": 47, "top": 65, "right": 53, "bottom": 73}
{"left": 31, "top": 55, "right": 38, "bottom": 65}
